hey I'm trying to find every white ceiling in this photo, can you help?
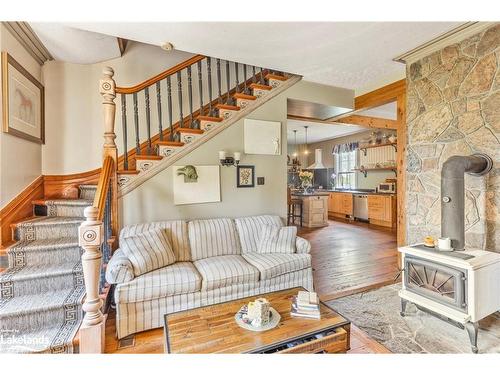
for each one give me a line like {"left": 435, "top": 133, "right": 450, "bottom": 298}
{"left": 287, "top": 120, "right": 367, "bottom": 144}
{"left": 33, "top": 22, "right": 463, "bottom": 92}
{"left": 358, "top": 102, "right": 398, "bottom": 120}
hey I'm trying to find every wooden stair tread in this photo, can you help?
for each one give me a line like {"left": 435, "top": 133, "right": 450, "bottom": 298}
{"left": 233, "top": 93, "right": 257, "bottom": 100}
{"left": 177, "top": 128, "right": 204, "bottom": 134}
{"left": 156, "top": 141, "right": 185, "bottom": 147}
{"left": 265, "top": 73, "right": 287, "bottom": 81}
{"left": 249, "top": 83, "right": 272, "bottom": 90}
{"left": 134, "top": 155, "right": 163, "bottom": 160}
{"left": 215, "top": 104, "right": 241, "bottom": 111}
{"left": 197, "top": 115, "right": 223, "bottom": 122}
{"left": 117, "top": 170, "right": 140, "bottom": 175}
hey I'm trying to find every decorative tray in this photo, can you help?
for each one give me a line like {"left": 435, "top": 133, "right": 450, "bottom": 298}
{"left": 234, "top": 304, "right": 281, "bottom": 332}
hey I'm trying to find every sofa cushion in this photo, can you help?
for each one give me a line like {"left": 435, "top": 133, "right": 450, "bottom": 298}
{"left": 105, "top": 249, "right": 134, "bottom": 284}
{"left": 193, "top": 255, "right": 259, "bottom": 290}
{"left": 243, "top": 253, "right": 312, "bottom": 280}
{"left": 188, "top": 218, "right": 241, "bottom": 261}
{"left": 257, "top": 225, "right": 297, "bottom": 254}
{"left": 121, "top": 228, "right": 176, "bottom": 276}
{"left": 234, "top": 215, "right": 283, "bottom": 253}
{"left": 120, "top": 220, "right": 191, "bottom": 261}
{"left": 114, "top": 262, "right": 202, "bottom": 303}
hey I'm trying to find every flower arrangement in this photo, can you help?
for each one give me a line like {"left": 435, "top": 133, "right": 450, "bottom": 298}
{"left": 299, "top": 170, "right": 313, "bottom": 190}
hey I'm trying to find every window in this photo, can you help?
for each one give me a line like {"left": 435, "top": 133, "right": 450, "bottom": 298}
{"left": 335, "top": 150, "right": 357, "bottom": 189}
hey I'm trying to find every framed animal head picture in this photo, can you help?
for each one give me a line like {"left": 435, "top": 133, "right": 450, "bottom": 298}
{"left": 2, "top": 52, "right": 45, "bottom": 144}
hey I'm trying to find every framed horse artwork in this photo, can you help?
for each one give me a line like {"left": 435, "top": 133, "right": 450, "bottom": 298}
{"left": 2, "top": 52, "right": 45, "bottom": 144}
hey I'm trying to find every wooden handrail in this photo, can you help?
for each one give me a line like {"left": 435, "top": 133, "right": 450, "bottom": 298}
{"left": 115, "top": 54, "right": 206, "bottom": 94}
{"left": 93, "top": 156, "right": 114, "bottom": 221}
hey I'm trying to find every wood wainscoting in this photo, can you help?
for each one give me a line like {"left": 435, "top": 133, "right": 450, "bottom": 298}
{"left": 0, "top": 169, "right": 102, "bottom": 249}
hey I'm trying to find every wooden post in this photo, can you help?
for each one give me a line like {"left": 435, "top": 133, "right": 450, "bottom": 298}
{"left": 99, "top": 67, "right": 119, "bottom": 247}
{"left": 78, "top": 206, "right": 105, "bottom": 353}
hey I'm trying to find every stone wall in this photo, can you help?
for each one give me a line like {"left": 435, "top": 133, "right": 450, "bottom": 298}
{"left": 406, "top": 24, "right": 499, "bottom": 251}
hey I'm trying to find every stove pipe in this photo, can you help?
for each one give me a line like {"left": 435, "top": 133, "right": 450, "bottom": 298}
{"left": 441, "top": 153, "right": 493, "bottom": 251}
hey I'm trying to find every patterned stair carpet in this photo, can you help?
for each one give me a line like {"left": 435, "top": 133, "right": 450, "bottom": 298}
{"left": 0, "top": 186, "right": 95, "bottom": 353}
{"left": 327, "top": 284, "right": 500, "bottom": 354}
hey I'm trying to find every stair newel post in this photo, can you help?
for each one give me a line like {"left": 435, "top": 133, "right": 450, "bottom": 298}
{"left": 207, "top": 57, "right": 213, "bottom": 116}
{"left": 216, "top": 58, "right": 222, "bottom": 104}
{"left": 187, "top": 65, "right": 194, "bottom": 129}
{"left": 99, "top": 67, "right": 119, "bottom": 244}
{"left": 78, "top": 206, "right": 105, "bottom": 353}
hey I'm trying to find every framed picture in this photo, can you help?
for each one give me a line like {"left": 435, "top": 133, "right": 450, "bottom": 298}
{"left": 237, "top": 165, "right": 255, "bottom": 188}
{"left": 244, "top": 118, "right": 281, "bottom": 155}
{"left": 2, "top": 52, "right": 45, "bottom": 144}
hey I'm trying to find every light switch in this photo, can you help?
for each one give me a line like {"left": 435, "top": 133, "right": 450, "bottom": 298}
{"left": 257, "top": 177, "right": 265, "bottom": 185}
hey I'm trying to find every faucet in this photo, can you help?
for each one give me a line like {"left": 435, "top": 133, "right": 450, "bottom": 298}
{"left": 441, "top": 153, "right": 493, "bottom": 251}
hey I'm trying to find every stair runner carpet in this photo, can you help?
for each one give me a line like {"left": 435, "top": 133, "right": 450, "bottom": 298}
{"left": 0, "top": 185, "right": 96, "bottom": 353}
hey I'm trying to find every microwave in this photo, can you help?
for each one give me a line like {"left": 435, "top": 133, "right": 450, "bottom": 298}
{"left": 378, "top": 182, "right": 396, "bottom": 193}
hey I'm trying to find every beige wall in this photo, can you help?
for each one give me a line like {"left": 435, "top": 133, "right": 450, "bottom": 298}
{"left": 42, "top": 42, "right": 197, "bottom": 175}
{"left": 121, "top": 80, "right": 353, "bottom": 225}
{"left": 0, "top": 25, "right": 42, "bottom": 208}
{"left": 406, "top": 24, "right": 499, "bottom": 251}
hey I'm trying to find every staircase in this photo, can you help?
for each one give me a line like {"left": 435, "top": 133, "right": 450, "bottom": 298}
{"left": 0, "top": 185, "right": 96, "bottom": 353}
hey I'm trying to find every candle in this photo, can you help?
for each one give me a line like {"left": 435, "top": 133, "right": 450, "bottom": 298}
{"left": 219, "top": 151, "right": 226, "bottom": 160}
{"left": 234, "top": 152, "right": 241, "bottom": 161}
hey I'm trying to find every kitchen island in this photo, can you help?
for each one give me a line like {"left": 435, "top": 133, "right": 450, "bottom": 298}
{"left": 291, "top": 192, "right": 329, "bottom": 228}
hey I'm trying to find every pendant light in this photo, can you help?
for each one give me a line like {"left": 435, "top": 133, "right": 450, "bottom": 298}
{"left": 292, "top": 130, "right": 298, "bottom": 158}
{"left": 304, "top": 126, "right": 309, "bottom": 155}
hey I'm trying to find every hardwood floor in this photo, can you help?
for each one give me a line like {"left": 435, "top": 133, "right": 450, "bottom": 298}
{"left": 104, "top": 217, "right": 397, "bottom": 354}
{"left": 299, "top": 218, "right": 399, "bottom": 302}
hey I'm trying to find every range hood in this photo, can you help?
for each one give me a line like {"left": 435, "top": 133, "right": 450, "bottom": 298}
{"left": 307, "top": 149, "right": 326, "bottom": 169}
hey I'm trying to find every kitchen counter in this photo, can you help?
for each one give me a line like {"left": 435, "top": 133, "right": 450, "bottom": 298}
{"left": 291, "top": 192, "right": 330, "bottom": 197}
{"left": 321, "top": 189, "right": 396, "bottom": 196}
{"left": 290, "top": 193, "right": 329, "bottom": 228}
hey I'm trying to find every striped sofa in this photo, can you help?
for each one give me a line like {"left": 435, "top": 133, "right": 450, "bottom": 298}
{"left": 106, "top": 215, "right": 313, "bottom": 338}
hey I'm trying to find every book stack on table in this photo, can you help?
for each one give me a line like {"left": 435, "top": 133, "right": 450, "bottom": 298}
{"left": 291, "top": 291, "right": 320, "bottom": 319}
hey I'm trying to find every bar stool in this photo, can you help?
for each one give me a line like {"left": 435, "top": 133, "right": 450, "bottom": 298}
{"left": 287, "top": 187, "right": 303, "bottom": 227}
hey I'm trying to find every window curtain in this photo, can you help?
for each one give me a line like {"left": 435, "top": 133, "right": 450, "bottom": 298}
{"left": 332, "top": 142, "right": 359, "bottom": 155}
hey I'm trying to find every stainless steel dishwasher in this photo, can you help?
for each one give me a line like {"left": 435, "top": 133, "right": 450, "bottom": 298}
{"left": 353, "top": 194, "right": 369, "bottom": 221}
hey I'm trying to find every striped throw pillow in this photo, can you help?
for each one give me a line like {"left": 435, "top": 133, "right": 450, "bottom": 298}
{"left": 121, "top": 228, "right": 176, "bottom": 276}
{"left": 257, "top": 225, "right": 297, "bottom": 254}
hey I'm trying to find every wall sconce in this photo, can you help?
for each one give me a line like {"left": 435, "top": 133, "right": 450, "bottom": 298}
{"left": 219, "top": 151, "right": 241, "bottom": 167}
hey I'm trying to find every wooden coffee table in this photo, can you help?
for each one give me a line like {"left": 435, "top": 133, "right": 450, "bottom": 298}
{"left": 163, "top": 287, "right": 350, "bottom": 353}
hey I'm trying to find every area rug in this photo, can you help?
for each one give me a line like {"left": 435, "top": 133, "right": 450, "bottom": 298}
{"left": 326, "top": 284, "right": 500, "bottom": 353}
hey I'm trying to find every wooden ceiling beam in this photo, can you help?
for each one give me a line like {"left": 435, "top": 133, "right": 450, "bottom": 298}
{"left": 354, "top": 79, "right": 406, "bottom": 111}
{"left": 336, "top": 115, "right": 398, "bottom": 130}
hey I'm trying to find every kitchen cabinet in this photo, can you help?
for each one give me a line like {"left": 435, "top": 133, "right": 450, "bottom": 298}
{"left": 328, "top": 192, "right": 353, "bottom": 217}
{"left": 292, "top": 194, "right": 329, "bottom": 228}
{"left": 367, "top": 195, "right": 396, "bottom": 228}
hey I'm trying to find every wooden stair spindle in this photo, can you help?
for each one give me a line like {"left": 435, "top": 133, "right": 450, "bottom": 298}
{"left": 120, "top": 94, "right": 129, "bottom": 170}
{"left": 156, "top": 82, "right": 163, "bottom": 141}
{"left": 206, "top": 57, "right": 213, "bottom": 116}
{"left": 132, "top": 92, "right": 140, "bottom": 155}
{"left": 197, "top": 60, "right": 204, "bottom": 121}
{"left": 234, "top": 62, "right": 239, "bottom": 93}
{"left": 243, "top": 64, "right": 248, "bottom": 94}
{"left": 259, "top": 67, "right": 264, "bottom": 85}
{"left": 225, "top": 60, "right": 231, "bottom": 105}
{"left": 144, "top": 87, "right": 152, "bottom": 154}
{"left": 187, "top": 65, "right": 194, "bottom": 129}
{"left": 177, "top": 71, "right": 184, "bottom": 131}
{"left": 167, "top": 75, "right": 174, "bottom": 141}
{"left": 252, "top": 66, "right": 257, "bottom": 83}
{"left": 216, "top": 58, "right": 222, "bottom": 104}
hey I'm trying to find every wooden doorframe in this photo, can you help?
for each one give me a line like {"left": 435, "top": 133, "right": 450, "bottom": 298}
{"left": 286, "top": 79, "right": 407, "bottom": 247}
{"left": 352, "top": 79, "right": 406, "bottom": 248}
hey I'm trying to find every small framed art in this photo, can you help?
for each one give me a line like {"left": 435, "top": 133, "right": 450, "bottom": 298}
{"left": 237, "top": 165, "right": 255, "bottom": 188}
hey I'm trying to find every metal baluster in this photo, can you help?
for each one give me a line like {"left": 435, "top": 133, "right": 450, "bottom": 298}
{"left": 133, "top": 92, "right": 140, "bottom": 155}
{"left": 120, "top": 94, "right": 129, "bottom": 170}
{"left": 144, "top": 87, "right": 152, "bottom": 154}
{"left": 156, "top": 82, "right": 163, "bottom": 141}
{"left": 243, "top": 64, "right": 248, "bottom": 94}
{"left": 177, "top": 71, "right": 184, "bottom": 129}
{"left": 197, "top": 61, "right": 204, "bottom": 119}
{"left": 216, "top": 58, "right": 222, "bottom": 104}
{"left": 252, "top": 66, "right": 257, "bottom": 83}
{"left": 225, "top": 60, "right": 231, "bottom": 105}
{"left": 259, "top": 67, "right": 265, "bottom": 85}
{"left": 187, "top": 66, "right": 194, "bottom": 128}
{"left": 207, "top": 58, "right": 213, "bottom": 115}
{"left": 167, "top": 76, "right": 174, "bottom": 141}
{"left": 235, "top": 62, "right": 239, "bottom": 93}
